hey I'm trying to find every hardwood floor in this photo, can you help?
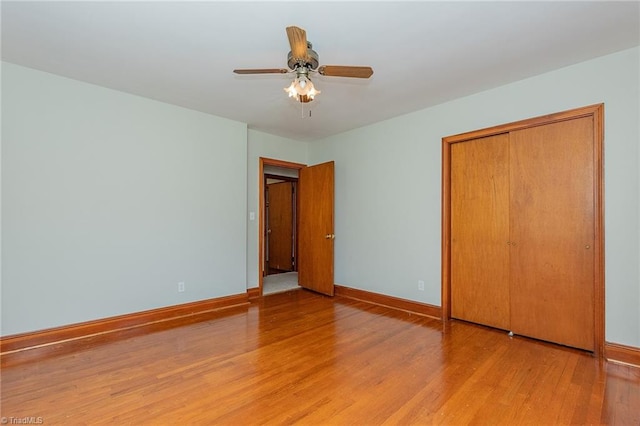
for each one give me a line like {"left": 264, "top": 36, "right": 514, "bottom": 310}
{"left": 1, "top": 289, "right": 638, "bottom": 425}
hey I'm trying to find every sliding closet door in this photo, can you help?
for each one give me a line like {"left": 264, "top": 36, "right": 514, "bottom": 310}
{"left": 451, "top": 134, "right": 511, "bottom": 330}
{"left": 509, "top": 117, "right": 595, "bottom": 351}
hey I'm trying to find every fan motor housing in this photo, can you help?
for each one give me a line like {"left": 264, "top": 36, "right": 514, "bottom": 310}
{"left": 287, "top": 43, "right": 319, "bottom": 70}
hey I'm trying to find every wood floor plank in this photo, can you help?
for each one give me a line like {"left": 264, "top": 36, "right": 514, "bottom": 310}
{"left": 1, "top": 290, "right": 638, "bottom": 425}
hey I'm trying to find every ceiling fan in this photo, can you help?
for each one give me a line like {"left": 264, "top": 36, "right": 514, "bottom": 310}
{"left": 233, "top": 26, "right": 374, "bottom": 103}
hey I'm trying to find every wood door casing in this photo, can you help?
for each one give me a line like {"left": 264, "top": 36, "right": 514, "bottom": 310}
{"left": 451, "top": 134, "right": 511, "bottom": 330}
{"left": 298, "top": 161, "right": 335, "bottom": 296}
{"left": 267, "top": 181, "right": 294, "bottom": 272}
{"left": 509, "top": 117, "right": 595, "bottom": 351}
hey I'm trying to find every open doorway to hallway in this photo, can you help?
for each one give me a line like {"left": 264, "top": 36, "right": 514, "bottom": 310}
{"left": 264, "top": 171, "right": 298, "bottom": 294}
{"left": 259, "top": 157, "right": 336, "bottom": 297}
{"left": 260, "top": 159, "right": 304, "bottom": 295}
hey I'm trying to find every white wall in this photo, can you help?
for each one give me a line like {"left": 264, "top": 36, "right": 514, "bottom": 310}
{"left": 2, "top": 63, "right": 248, "bottom": 336}
{"left": 246, "top": 130, "right": 308, "bottom": 289}
{"left": 309, "top": 47, "right": 640, "bottom": 347}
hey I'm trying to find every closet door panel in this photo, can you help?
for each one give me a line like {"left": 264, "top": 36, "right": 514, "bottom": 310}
{"left": 509, "top": 117, "right": 595, "bottom": 351}
{"left": 451, "top": 134, "right": 511, "bottom": 330}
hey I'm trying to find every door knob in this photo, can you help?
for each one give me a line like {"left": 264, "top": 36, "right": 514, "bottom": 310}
{"left": 325, "top": 234, "right": 335, "bottom": 239}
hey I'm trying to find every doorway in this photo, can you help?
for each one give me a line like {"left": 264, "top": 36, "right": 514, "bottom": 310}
{"left": 259, "top": 157, "right": 336, "bottom": 297}
{"left": 264, "top": 173, "right": 298, "bottom": 294}
{"left": 260, "top": 158, "right": 306, "bottom": 295}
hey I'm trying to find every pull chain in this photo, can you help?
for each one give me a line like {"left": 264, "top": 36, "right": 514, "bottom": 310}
{"left": 299, "top": 101, "right": 312, "bottom": 118}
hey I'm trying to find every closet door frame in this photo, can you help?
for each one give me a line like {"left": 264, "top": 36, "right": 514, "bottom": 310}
{"left": 441, "top": 104, "right": 604, "bottom": 358}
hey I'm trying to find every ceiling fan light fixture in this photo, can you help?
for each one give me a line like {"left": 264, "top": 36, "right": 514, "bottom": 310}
{"left": 234, "top": 26, "right": 372, "bottom": 107}
{"left": 284, "top": 74, "right": 320, "bottom": 103}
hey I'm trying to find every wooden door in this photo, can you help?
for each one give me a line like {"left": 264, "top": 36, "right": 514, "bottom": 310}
{"left": 298, "top": 161, "right": 335, "bottom": 296}
{"left": 451, "top": 134, "right": 511, "bottom": 330}
{"left": 443, "top": 104, "right": 603, "bottom": 356}
{"left": 267, "top": 181, "right": 294, "bottom": 272}
{"left": 509, "top": 117, "right": 595, "bottom": 351}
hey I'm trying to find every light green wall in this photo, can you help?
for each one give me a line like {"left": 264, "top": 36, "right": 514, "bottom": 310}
{"left": 1, "top": 63, "right": 248, "bottom": 335}
{"left": 309, "top": 47, "right": 640, "bottom": 347}
{"left": 3, "top": 47, "right": 639, "bottom": 348}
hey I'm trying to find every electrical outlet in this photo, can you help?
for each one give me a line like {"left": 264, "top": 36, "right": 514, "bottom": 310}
{"left": 418, "top": 280, "right": 425, "bottom": 291}
{"left": 178, "top": 282, "right": 185, "bottom": 292}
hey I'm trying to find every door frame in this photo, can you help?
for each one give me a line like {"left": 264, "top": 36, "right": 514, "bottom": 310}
{"left": 441, "top": 103, "right": 605, "bottom": 357}
{"left": 259, "top": 157, "right": 306, "bottom": 295}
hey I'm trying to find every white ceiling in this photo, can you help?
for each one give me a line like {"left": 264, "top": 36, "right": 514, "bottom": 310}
{"left": 2, "top": 1, "right": 639, "bottom": 142}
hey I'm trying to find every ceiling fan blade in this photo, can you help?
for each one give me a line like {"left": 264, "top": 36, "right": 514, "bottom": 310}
{"left": 233, "top": 68, "right": 289, "bottom": 75}
{"left": 286, "top": 26, "right": 309, "bottom": 62}
{"left": 318, "top": 65, "right": 374, "bottom": 79}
